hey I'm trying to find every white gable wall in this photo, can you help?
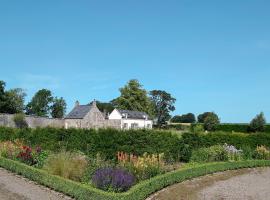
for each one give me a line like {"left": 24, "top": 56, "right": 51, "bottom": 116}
{"left": 108, "top": 109, "right": 122, "bottom": 120}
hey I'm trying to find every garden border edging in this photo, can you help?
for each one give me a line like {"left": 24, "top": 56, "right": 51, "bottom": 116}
{"left": 0, "top": 157, "right": 269, "bottom": 200}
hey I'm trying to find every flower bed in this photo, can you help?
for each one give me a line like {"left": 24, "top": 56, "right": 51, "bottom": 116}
{"left": 0, "top": 156, "right": 269, "bottom": 200}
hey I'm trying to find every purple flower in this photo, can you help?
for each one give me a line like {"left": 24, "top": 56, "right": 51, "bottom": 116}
{"left": 92, "top": 167, "right": 135, "bottom": 192}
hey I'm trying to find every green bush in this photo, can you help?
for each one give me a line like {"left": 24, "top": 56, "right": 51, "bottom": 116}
{"left": 0, "top": 156, "right": 270, "bottom": 200}
{"left": 190, "top": 145, "right": 229, "bottom": 163}
{"left": 13, "top": 113, "right": 28, "bottom": 128}
{"left": 180, "top": 132, "right": 270, "bottom": 161}
{"left": 43, "top": 151, "right": 88, "bottom": 182}
{"left": 0, "top": 127, "right": 181, "bottom": 161}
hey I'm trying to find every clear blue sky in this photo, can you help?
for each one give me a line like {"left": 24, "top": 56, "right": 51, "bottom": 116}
{"left": 0, "top": 0, "right": 269, "bottom": 122}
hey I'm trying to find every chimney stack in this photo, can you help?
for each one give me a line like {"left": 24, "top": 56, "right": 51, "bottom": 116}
{"left": 75, "top": 100, "right": 80, "bottom": 107}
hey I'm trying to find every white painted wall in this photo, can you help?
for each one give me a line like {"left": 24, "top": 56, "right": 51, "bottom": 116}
{"left": 121, "top": 119, "right": 153, "bottom": 129}
{"left": 108, "top": 109, "right": 122, "bottom": 120}
{"left": 108, "top": 109, "right": 153, "bottom": 129}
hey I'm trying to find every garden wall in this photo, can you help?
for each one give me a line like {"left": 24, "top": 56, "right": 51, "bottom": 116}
{"left": 0, "top": 114, "right": 64, "bottom": 128}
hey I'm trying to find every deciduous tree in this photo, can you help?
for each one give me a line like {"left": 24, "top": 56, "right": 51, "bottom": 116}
{"left": 150, "top": 90, "right": 176, "bottom": 126}
{"left": 26, "top": 89, "right": 53, "bottom": 117}
{"left": 51, "top": 97, "right": 67, "bottom": 118}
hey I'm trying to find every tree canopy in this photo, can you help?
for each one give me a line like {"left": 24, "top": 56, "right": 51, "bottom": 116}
{"left": 112, "top": 79, "right": 153, "bottom": 115}
{"left": 26, "top": 89, "right": 53, "bottom": 117}
{"left": 249, "top": 112, "right": 266, "bottom": 132}
{"left": 171, "top": 113, "right": 196, "bottom": 123}
{"left": 150, "top": 90, "right": 176, "bottom": 126}
{"left": 0, "top": 81, "right": 26, "bottom": 114}
{"left": 51, "top": 97, "right": 67, "bottom": 118}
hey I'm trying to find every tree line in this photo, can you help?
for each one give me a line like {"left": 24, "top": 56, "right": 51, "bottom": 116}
{"left": 0, "top": 80, "right": 66, "bottom": 118}
{"left": 0, "top": 79, "right": 177, "bottom": 126}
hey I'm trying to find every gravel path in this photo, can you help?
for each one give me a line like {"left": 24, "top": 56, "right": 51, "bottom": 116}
{"left": 0, "top": 168, "right": 73, "bottom": 200}
{"left": 147, "top": 167, "right": 270, "bottom": 200}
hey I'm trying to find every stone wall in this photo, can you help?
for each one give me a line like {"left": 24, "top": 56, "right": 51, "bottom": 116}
{"left": 0, "top": 114, "right": 64, "bottom": 128}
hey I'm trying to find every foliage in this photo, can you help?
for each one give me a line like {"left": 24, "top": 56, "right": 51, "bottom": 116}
{"left": 5, "top": 88, "right": 26, "bottom": 114}
{"left": 0, "top": 127, "right": 181, "bottom": 161}
{"left": 0, "top": 140, "right": 22, "bottom": 159}
{"left": 17, "top": 145, "right": 47, "bottom": 167}
{"left": 190, "top": 145, "right": 229, "bottom": 163}
{"left": 43, "top": 151, "right": 88, "bottom": 182}
{"left": 150, "top": 90, "right": 176, "bottom": 127}
{"left": 223, "top": 143, "right": 243, "bottom": 161}
{"left": 50, "top": 97, "right": 67, "bottom": 118}
{"left": 0, "top": 81, "right": 26, "bottom": 114}
{"left": 249, "top": 112, "right": 266, "bottom": 132}
{"left": 215, "top": 123, "right": 270, "bottom": 133}
{"left": 203, "top": 113, "right": 220, "bottom": 131}
{"left": 171, "top": 113, "right": 196, "bottom": 123}
{"left": 254, "top": 145, "right": 270, "bottom": 160}
{"left": 95, "top": 101, "right": 115, "bottom": 114}
{"left": 92, "top": 167, "right": 135, "bottom": 192}
{"left": 190, "top": 123, "right": 204, "bottom": 133}
{"left": 0, "top": 157, "right": 270, "bottom": 200}
{"left": 117, "top": 152, "right": 165, "bottom": 181}
{"left": 25, "top": 89, "right": 53, "bottom": 117}
{"left": 111, "top": 79, "right": 153, "bottom": 116}
{"left": 13, "top": 113, "right": 28, "bottom": 128}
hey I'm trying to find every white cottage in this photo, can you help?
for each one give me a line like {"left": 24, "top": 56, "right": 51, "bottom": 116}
{"left": 108, "top": 109, "right": 153, "bottom": 129}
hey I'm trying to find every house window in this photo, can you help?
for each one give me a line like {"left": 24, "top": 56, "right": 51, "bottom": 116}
{"left": 131, "top": 123, "right": 139, "bottom": 129}
{"left": 123, "top": 123, "right": 128, "bottom": 129}
{"left": 147, "top": 124, "right": 151, "bottom": 129}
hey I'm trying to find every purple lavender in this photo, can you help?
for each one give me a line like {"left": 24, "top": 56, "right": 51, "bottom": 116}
{"left": 92, "top": 167, "right": 135, "bottom": 192}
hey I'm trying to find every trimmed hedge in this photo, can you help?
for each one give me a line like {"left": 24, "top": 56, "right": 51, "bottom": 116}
{"left": 215, "top": 123, "right": 270, "bottom": 133}
{"left": 0, "top": 127, "right": 181, "bottom": 160}
{"left": 0, "top": 156, "right": 269, "bottom": 200}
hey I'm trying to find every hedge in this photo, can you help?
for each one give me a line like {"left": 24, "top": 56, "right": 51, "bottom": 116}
{"left": 215, "top": 123, "right": 270, "bottom": 133}
{"left": 0, "top": 127, "right": 181, "bottom": 160}
{"left": 0, "top": 156, "right": 269, "bottom": 200}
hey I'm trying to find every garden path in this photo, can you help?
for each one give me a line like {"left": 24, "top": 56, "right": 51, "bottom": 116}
{"left": 0, "top": 168, "right": 72, "bottom": 200}
{"left": 147, "top": 167, "right": 270, "bottom": 200}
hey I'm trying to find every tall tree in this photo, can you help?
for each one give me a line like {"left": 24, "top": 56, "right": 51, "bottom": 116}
{"left": 26, "top": 89, "right": 53, "bottom": 117}
{"left": 112, "top": 79, "right": 153, "bottom": 114}
{"left": 51, "top": 97, "right": 67, "bottom": 118}
{"left": 150, "top": 90, "right": 176, "bottom": 126}
{"left": 249, "top": 112, "right": 266, "bottom": 132}
{"left": 5, "top": 88, "right": 26, "bottom": 114}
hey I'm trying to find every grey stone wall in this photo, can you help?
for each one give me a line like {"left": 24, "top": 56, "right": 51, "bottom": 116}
{"left": 0, "top": 114, "right": 64, "bottom": 128}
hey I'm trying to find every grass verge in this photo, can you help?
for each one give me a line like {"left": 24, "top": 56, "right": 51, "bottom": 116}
{"left": 0, "top": 157, "right": 269, "bottom": 200}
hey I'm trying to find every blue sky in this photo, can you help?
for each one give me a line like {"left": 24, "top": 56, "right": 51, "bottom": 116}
{"left": 0, "top": 0, "right": 269, "bottom": 122}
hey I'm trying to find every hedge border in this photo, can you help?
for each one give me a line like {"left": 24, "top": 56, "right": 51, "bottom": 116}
{"left": 0, "top": 157, "right": 269, "bottom": 200}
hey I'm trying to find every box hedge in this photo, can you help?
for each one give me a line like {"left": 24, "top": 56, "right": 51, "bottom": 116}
{"left": 0, "top": 156, "right": 269, "bottom": 200}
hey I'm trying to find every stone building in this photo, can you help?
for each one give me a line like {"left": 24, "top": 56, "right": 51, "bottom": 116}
{"left": 0, "top": 100, "right": 153, "bottom": 130}
{"left": 64, "top": 100, "right": 120, "bottom": 129}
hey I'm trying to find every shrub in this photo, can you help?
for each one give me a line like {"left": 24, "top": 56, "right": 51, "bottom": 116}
{"left": 0, "top": 140, "right": 22, "bottom": 159}
{"left": 254, "top": 145, "right": 270, "bottom": 160}
{"left": 223, "top": 143, "right": 243, "bottom": 161}
{"left": 249, "top": 112, "right": 266, "bottom": 132}
{"left": 203, "top": 114, "right": 220, "bottom": 131}
{"left": 191, "top": 124, "right": 204, "bottom": 133}
{"left": 13, "top": 113, "right": 28, "bottom": 128}
{"left": 191, "top": 145, "right": 229, "bottom": 163}
{"left": 118, "top": 152, "right": 165, "bottom": 181}
{"left": 43, "top": 151, "right": 88, "bottom": 182}
{"left": 92, "top": 167, "right": 135, "bottom": 192}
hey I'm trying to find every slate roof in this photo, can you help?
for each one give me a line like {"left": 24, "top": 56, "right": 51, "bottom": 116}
{"left": 65, "top": 105, "right": 91, "bottom": 119}
{"left": 117, "top": 109, "right": 149, "bottom": 119}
